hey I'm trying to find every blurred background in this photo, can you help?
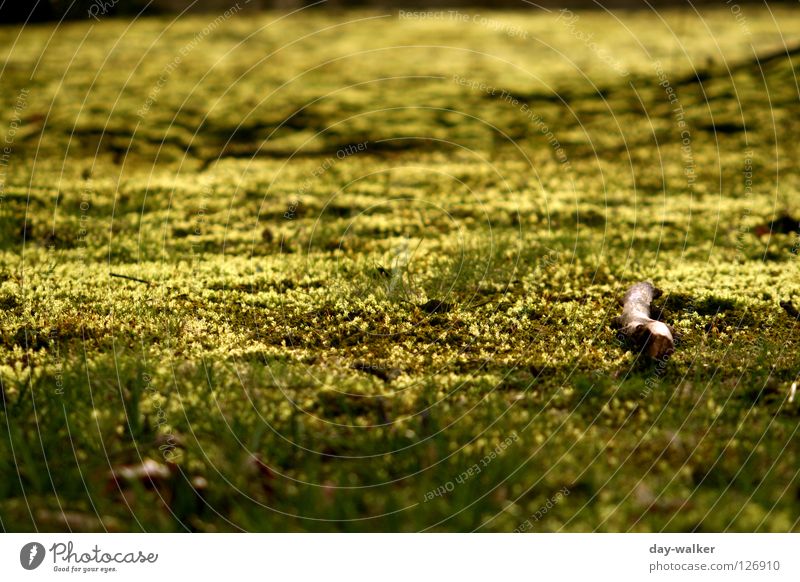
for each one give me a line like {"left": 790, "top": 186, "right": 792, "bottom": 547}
{"left": 0, "top": 0, "right": 785, "bottom": 24}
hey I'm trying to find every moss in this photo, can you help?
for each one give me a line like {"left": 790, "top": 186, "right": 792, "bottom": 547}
{"left": 0, "top": 8, "right": 798, "bottom": 533}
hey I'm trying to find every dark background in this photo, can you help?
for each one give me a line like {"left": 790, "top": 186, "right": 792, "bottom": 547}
{"left": 0, "top": 0, "right": 785, "bottom": 24}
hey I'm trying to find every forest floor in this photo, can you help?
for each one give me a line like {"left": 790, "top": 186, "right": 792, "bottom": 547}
{"left": 0, "top": 7, "right": 799, "bottom": 531}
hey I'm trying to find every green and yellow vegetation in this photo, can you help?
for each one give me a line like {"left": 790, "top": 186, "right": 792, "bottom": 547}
{"left": 0, "top": 7, "right": 798, "bottom": 532}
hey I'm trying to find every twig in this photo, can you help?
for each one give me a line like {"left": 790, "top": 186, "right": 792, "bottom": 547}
{"left": 110, "top": 272, "right": 152, "bottom": 285}
{"left": 614, "top": 282, "right": 674, "bottom": 359}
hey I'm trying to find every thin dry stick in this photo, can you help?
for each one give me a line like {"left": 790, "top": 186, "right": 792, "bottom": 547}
{"left": 110, "top": 272, "right": 152, "bottom": 285}
{"left": 615, "top": 282, "right": 674, "bottom": 359}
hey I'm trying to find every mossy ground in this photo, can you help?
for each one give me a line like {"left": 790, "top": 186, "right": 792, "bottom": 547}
{"left": 0, "top": 7, "right": 799, "bottom": 532}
